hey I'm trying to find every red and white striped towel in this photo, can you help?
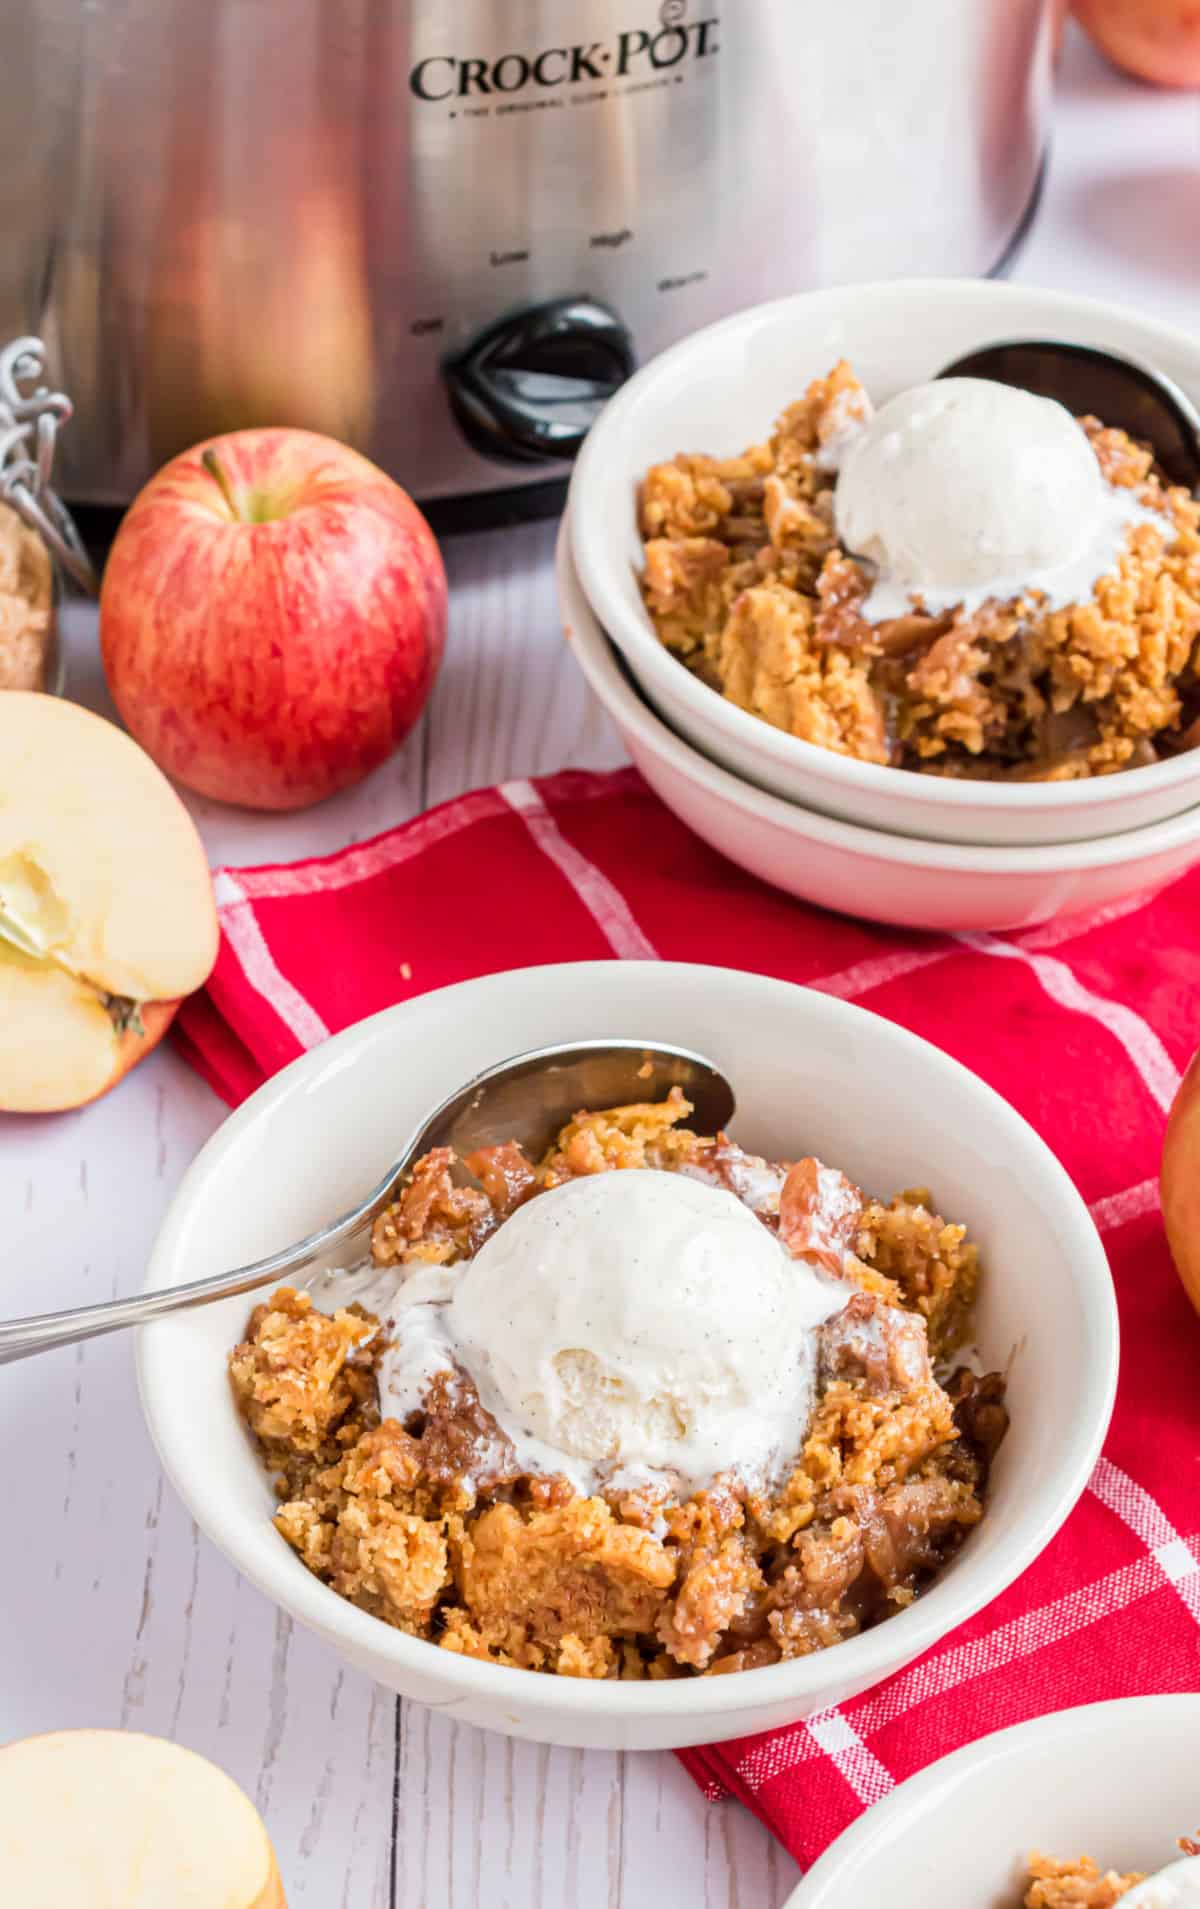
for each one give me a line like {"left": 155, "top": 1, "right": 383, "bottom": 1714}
{"left": 175, "top": 765, "right": 1200, "bottom": 1872}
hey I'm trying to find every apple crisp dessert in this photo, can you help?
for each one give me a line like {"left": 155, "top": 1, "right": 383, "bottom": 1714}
{"left": 230, "top": 1092, "right": 1007, "bottom": 1679}
{"left": 638, "top": 362, "right": 1200, "bottom": 780}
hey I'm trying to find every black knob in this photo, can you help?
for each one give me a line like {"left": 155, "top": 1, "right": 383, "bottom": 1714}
{"left": 443, "top": 296, "right": 636, "bottom": 467}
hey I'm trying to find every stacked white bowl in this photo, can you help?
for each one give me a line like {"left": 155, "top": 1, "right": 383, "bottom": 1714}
{"left": 784, "top": 1694, "right": 1200, "bottom": 1907}
{"left": 563, "top": 280, "right": 1200, "bottom": 932}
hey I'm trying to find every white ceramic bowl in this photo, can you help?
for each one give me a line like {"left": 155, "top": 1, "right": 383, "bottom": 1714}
{"left": 139, "top": 961, "right": 1116, "bottom": 1751}
{"left": 569, "top": 278, "right": 1200, "bottom": 848}
{"left": 785, "top": 1694, "right": 1200, "bottom": 1907}
{"left": 559, "top": 525, "right": 1200, "bottom": 933}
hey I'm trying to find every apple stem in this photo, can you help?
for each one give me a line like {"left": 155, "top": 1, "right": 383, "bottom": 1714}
{"left": 202, "top": 447, "right": 242, "bottom": 522}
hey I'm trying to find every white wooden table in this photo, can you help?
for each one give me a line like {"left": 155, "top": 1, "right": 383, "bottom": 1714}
{"left": 4, "top": 29, "right": 1196, "bottom": 1904}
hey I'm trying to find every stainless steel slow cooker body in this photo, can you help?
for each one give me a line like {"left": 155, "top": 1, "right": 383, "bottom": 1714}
{"left": 4, "top": 0, "right": 1052, "bottom": 507}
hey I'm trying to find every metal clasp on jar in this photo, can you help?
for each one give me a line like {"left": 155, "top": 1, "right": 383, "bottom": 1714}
{"left": 0, "top": 336, "right": 97, "bottom": 598}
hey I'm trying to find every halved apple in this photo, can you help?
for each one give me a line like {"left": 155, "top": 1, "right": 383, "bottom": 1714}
{"left": 0, "top": 692, "right": 217, "bottom": 1111}
{"left": 0, "top": 1730, "right": 286, "bottom": 1906}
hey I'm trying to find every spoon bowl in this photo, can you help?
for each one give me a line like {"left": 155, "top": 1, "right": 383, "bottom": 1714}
{"left": 0, "top": 1037, "right": 734, "bottom": 1364}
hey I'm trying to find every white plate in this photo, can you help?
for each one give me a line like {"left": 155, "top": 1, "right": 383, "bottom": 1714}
{"left": 138, "top": 961, "right": 1115, "bottom": 1749}
{"left": 558, "top": 523, "right": 1200, "bottom": 932}
{"left": 569, "top": 278, "right": 1200, "bottom": 847}
{"left": 784, "top": 1694, "right": 1200, "bottom": 1906}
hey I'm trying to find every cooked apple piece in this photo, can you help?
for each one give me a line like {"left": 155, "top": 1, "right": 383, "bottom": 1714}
{"left": 0, "top": 693, "right": 217, "bottom": 1111}
{"left": 0, "top": 1730, "right": 286, "bottom": 1906}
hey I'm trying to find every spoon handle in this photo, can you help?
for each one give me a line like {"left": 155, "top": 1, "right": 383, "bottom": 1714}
{"left": 0, "top": 1258, "right": 291, "bottom": 1364}
{"left": 0, "top": 1160, "right": 408, "bottom": 1363}
{"left": 0, "top": 1164, "right": 431, "bottom": 1361}
{"left": 0, "top": 1042, "right": 734, "bottom": 1364}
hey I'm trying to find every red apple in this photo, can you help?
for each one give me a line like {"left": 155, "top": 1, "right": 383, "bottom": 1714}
{"left": 100, "top": 428, "right": 447, "bottom": 810}
{"left": 1162, "top": 1046, "right": 1200, "bottom": 1314}
{"left": 1072, "top": 0, "right": 1200, "bottom": 87}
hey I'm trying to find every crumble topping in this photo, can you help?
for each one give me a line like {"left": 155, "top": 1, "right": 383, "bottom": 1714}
{"left": 1023, "top": 1855, "right": 1146, "bottom": 1907}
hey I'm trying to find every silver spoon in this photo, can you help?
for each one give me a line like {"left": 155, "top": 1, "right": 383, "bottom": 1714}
{"left": 0, "top": 1039, "right": 735, "bottom": 1365}
{"left": 937, "top": 339, "right": 1200, "bottom": 492}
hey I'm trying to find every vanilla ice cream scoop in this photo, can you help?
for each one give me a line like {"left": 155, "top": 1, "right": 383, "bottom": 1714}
{"left": 1121, "top": 1857, "right": 1200, "bottom": 1908}
{"left": 834, "top": 377, "right": 1159, "bottom": 622}
{"left": 379, "top": 1168, "right": 847, "bottom": 1494}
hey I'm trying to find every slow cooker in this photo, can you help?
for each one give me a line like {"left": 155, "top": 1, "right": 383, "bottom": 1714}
{"left": 3, "top": 0, "right": 1052, "bottom": 517}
